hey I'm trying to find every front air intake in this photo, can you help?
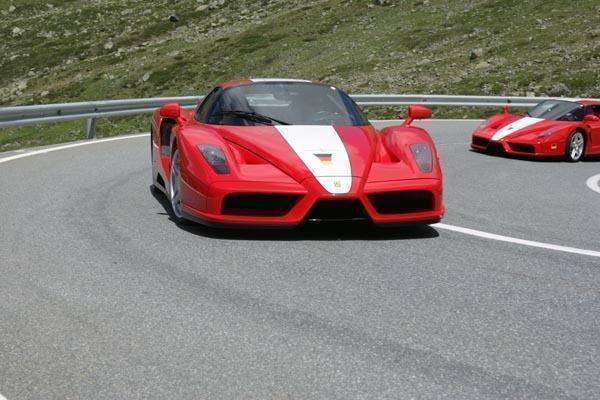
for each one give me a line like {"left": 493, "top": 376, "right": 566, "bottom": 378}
{"left": 304, "top": 200, "right": 369, "bottom": 221}
{"left": 508, "top": 143, "right": 535, "bottom": 153}
{"left": 222, "top": 193, "right": 299, "bottom": 217}
{"left": 472, "top": 136, "right": 490, "bottom": 147}
{"left": 486, "top": 142, "right": 505, "bottom": 154}
{"left": 368, "top": 191, "right": 434, "bottom": 215}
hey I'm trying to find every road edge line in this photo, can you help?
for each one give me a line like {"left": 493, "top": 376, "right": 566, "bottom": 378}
{"left": 586, "top": 174, "right": 600, "bottom": 195}
{"left": 434, "top": 223, "right": 600, "bottom": 258}
{"left": 0, "top": 133, "right": 149, "bottom": 164}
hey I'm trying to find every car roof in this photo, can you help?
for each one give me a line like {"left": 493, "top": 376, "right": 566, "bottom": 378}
{"left": 220, "top": 78, "right": 319, "bottom": 89}
{"left": 577, "top": 99, "right": 600, "bottom": 106}
{"left": 542, "top": 98, "right": 600, "bottom": 106}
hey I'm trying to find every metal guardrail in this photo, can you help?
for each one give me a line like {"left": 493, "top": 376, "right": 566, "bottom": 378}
{"left": 0, "top": 94, "right": 561, "bottom": 139}
{"left": 0, "top": 96, "right": 205, "bottom": 138}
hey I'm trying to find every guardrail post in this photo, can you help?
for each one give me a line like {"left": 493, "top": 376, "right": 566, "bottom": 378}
{"left": 86, "top": 118, "right": 97, "bottom": 139}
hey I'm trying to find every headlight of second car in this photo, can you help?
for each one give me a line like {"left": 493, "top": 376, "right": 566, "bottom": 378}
{"left": 537, "top": 127, "right": 556, "bottom": 139}
{"left": 410, "top": 143, "right": 433, "bottom": 173}
{"left": 197, "top": 144, "right": 230, "bottom": 174}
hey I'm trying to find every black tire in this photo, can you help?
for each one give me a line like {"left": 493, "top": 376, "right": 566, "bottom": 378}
{"left": 564, "top": 131, "right": 585, "bottom": 162}
{"left": 168, "top": 148, "right": 188, "bottom": 224}
{"left": 150, "top": 128, "right": 156, "bottom": 185}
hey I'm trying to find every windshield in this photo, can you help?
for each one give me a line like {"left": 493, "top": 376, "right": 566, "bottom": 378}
{"left": 199, "top": 82, "right": 369, "bottom": 126}
{"left": 527, "top": 100, "right": 585, "bottom": 121}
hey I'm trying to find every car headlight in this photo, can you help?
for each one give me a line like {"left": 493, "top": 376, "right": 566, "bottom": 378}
{"left": 410, "top": 143, "right": 433, "bottom": 173}
{"left": 477, "top": 120, "right": 489, "bottom": 130}
{"left": 537, "top": 128, "right": 556, "bottom": 139}
{"left": 197, "top": 144, "right": 230, "bottom": 174}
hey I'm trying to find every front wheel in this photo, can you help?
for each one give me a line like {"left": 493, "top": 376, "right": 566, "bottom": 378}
{"left": 565, "top": 131, "right": 585, "bottom": 162}
{"left": 169, "top": 149, "right": 187, "bottom": 224}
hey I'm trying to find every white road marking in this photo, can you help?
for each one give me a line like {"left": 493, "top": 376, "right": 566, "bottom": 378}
{"left": 0, "top": 133, "right": 149, "bottom": 164}
{"left": 434, "top": 223, "right": 600, "bottom": 258}
{"left": 586, "top": 174, "right": 600, "bottom": 195}
{"left": 0, "top": 392, "right": 7, "bottom": 400}
{"left": 2, "top": 132, "right": 599, "bottom": 259}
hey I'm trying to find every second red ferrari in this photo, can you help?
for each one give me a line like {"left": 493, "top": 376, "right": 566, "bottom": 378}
{"left": 471, "top": 99, "right": 600, "bottom": 161}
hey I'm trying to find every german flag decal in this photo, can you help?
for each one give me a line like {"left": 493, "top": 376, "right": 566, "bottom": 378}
{"left": 314, "top": 153, "right": 333, "bottom": 165}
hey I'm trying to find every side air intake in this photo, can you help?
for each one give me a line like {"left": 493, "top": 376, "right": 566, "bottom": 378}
{"left": 222, "top": 193, "right": 299, "bottom": 217}
{"left": 368, "top": 191, "right": 434, "bottom": 215}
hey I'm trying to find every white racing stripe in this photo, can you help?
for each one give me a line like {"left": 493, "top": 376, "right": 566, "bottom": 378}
{"left": 491, "top": 117, "right": 544, "bottom": 141}
{"left": 276, "top": 125, "right": 352, "bottom": 194}
{"left": 434, "top": 223, "right": 600, "bottom": 258}
{"left": 586, "top": 174, "right": 600, "bottom": 195}
{"left": 0, "top": 133, "right": 149, "bottom": 164}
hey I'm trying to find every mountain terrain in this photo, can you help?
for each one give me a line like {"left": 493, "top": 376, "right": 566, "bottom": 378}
{"left": 1, "top": 0, "right": 598, "bottom": 149}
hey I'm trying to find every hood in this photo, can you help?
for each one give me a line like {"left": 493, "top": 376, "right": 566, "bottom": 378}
{"left": 215, "top": 125, "right": 377, "bottom": 193}
{"left": 490, "top": 117, "right": 555, "bottom": 141}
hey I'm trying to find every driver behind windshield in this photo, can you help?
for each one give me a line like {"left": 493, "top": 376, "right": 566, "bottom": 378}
{"left": 527, "top": 100, "right": 585, "bottom": 121}
{"left": 203, "top": 82, "right": 368, "bottom": 126}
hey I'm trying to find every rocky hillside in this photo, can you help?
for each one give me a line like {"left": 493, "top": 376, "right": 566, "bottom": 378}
{"left": 0, "top": 0, "right": 599, "bottom": 149}
{"left": 2, "top": 0, "right": 599, "bottom": 105}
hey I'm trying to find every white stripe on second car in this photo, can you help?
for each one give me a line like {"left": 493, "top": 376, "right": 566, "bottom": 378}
{"left": 491, "top": 117, "right": 544, "bottom": 141}
{"left": 276, "top": 125, "right": 352, "bottom": 194}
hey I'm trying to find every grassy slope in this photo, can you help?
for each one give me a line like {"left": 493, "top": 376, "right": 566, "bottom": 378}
{"left": 1, "top": 0, "right": 599, "bottom": 150}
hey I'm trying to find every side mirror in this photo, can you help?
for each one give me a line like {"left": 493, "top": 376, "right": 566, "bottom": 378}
{"left": 160, "top": 103, "right": 181, "bottom": 119}
{"left": 408, "top": 105, "right": 432, "bottom": 120}
{"left": 401, "top": 105, "right": 432, "bottom": 126}
{"left": 584, "top": 114, "right": 600, "bottom": 123}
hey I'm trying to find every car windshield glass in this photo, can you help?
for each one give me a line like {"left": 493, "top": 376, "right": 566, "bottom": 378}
{"left": 527, "top": 100, "right": 585, "bottom": 121}
{"left": 202, "top": 82, "right": 369, "bottom": 126}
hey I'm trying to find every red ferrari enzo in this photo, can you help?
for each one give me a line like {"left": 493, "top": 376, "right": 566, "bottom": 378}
{"left": 471, "top": 99, "right": 600, "bottom": 162}
{"left": 151, "top": 79, "right": 444, "bottom": 227}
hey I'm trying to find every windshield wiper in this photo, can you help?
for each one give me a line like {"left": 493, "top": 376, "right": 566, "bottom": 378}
{"left": 524, "top": 111, "right": 531, "bottom": 117}
{"left": 216, "top": 110, "right": 290, "bottom": 125}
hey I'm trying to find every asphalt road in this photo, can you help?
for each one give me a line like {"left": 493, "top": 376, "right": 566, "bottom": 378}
{"left": 1, "top": 121, "right": 599, "bottom": 399}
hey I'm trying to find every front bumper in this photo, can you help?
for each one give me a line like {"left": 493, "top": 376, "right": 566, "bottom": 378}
{"left": 471, "top": 135, "right": 567, "bottom": 157}
{"left": 180, "top": 177, "right": 444, "bottom": 228}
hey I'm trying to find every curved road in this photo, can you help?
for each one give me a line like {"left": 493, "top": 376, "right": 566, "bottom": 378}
{"left": 1, "top": 122, "right": 599, "bottom": 399}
